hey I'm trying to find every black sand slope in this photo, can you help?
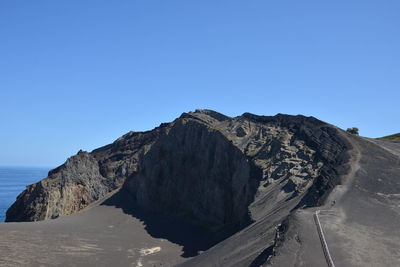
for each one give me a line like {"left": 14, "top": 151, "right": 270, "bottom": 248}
{"left": 0, "top": 189, "right": 213, "bottom": 267}
{"left": 270, "top": 136, "right": 400, "bottom": 267}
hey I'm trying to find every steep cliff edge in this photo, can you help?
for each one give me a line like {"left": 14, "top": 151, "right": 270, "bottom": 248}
{"left": 6, "top": 151, "right": 108, "bottom": 222}
{"left": 125, "top": 118, "right": 260, "bottom": 231}
{"left": 6, "top": 109, "right": 352, "bottom": 240}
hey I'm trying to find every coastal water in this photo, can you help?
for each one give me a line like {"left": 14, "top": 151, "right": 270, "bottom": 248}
{"left": 0, "top": 166, "right": 50, "bottom": 222}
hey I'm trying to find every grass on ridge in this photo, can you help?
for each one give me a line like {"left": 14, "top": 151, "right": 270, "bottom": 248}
{"left": 377, "top": 133, "right": 400, "bottom": 141}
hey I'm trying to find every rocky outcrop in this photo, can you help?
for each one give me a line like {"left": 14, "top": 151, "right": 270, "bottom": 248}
{"left": 6, "top": 151, "right": 110, "bottom": 221}
{"left": 6, "top": 126, "right": 166, "bottom": 222}
{"left": 6, "top": 109, "right": 352, "bottom": 232}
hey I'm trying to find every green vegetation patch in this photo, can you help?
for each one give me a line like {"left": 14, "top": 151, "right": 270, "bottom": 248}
{"left": 346, "top": 127, "right": 359, "bottom": 135}
{"left": 377, "top": 133, "right": 400, "bottom": 141}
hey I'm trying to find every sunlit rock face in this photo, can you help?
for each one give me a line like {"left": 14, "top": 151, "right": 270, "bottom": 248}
{"left": 6, "top": 128, "right": 163, "bottom": 222}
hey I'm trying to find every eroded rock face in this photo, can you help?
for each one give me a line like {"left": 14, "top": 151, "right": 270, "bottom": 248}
{"left": 6, "top": 151, "right": 104, "bottom": 221}
{"left": 6, "top": 110, "right": 351, "bottom": 228}
{"left": 6, "top": 127, "right": 165, "bottom": 222}
{"left": 125, "top": 119, "right": 260, "bottom": 230}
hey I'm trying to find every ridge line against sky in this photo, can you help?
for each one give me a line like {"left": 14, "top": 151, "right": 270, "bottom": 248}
{"left": 1, "top": 0, "right": 399, "bottom": 166}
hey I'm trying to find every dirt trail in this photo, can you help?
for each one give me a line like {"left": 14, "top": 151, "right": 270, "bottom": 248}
{"left": 270, "top": 132, "right": 400, "bottom": 267}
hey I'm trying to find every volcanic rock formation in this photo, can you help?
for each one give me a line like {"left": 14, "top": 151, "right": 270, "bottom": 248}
{"left": 4, "top": 110, "right": 400, "bottom": 267}
{"left": 6, "top": 110, "right": 351, "bottom": 227}
{"left": 4, "top": 109, "right": 361, "bottom": 266}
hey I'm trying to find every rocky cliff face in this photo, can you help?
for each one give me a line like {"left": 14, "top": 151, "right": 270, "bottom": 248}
{"left": 6, "top": 151, "right": 107, "bottom": 222}
{"left": 125, "top": 118, "right": 260, "bottom": 230}
{"left": 6, "top": 126, "right": 165, "bottom": 222}
{"left": 6, "top": 110, "right": 351, "bottom": 232}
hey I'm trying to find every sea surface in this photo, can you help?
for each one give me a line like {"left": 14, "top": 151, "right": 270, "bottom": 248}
{"left": 0, "top": 166, "right": 50, "bottom": 222}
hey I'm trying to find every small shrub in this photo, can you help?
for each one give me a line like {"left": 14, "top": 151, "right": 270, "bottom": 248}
{"left": 346, "top": 127, "right": 359, "bottom": 135}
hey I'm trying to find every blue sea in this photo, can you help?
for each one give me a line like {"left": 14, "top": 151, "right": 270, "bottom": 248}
{"left": 0, "top": 166, "right": 50, "bottom": 222}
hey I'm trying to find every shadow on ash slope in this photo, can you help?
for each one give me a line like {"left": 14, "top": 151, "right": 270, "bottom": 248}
{"left": 1, "top": 110, "right": 398, "bottom": 267}
{"left": 270, "top": 136, "right": 400, "bottom": 267}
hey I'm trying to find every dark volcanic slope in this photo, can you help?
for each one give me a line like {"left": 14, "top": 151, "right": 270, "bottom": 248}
{"left": 269, "top": 136, "right": 400, "bottom": 267}
{"left": 5, "top": 110, "right": 397, "bottom": 266}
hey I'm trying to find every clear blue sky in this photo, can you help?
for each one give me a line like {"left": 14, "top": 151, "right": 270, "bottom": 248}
{"left": 1, "top": 0, "right": 399, "bottom": 167}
